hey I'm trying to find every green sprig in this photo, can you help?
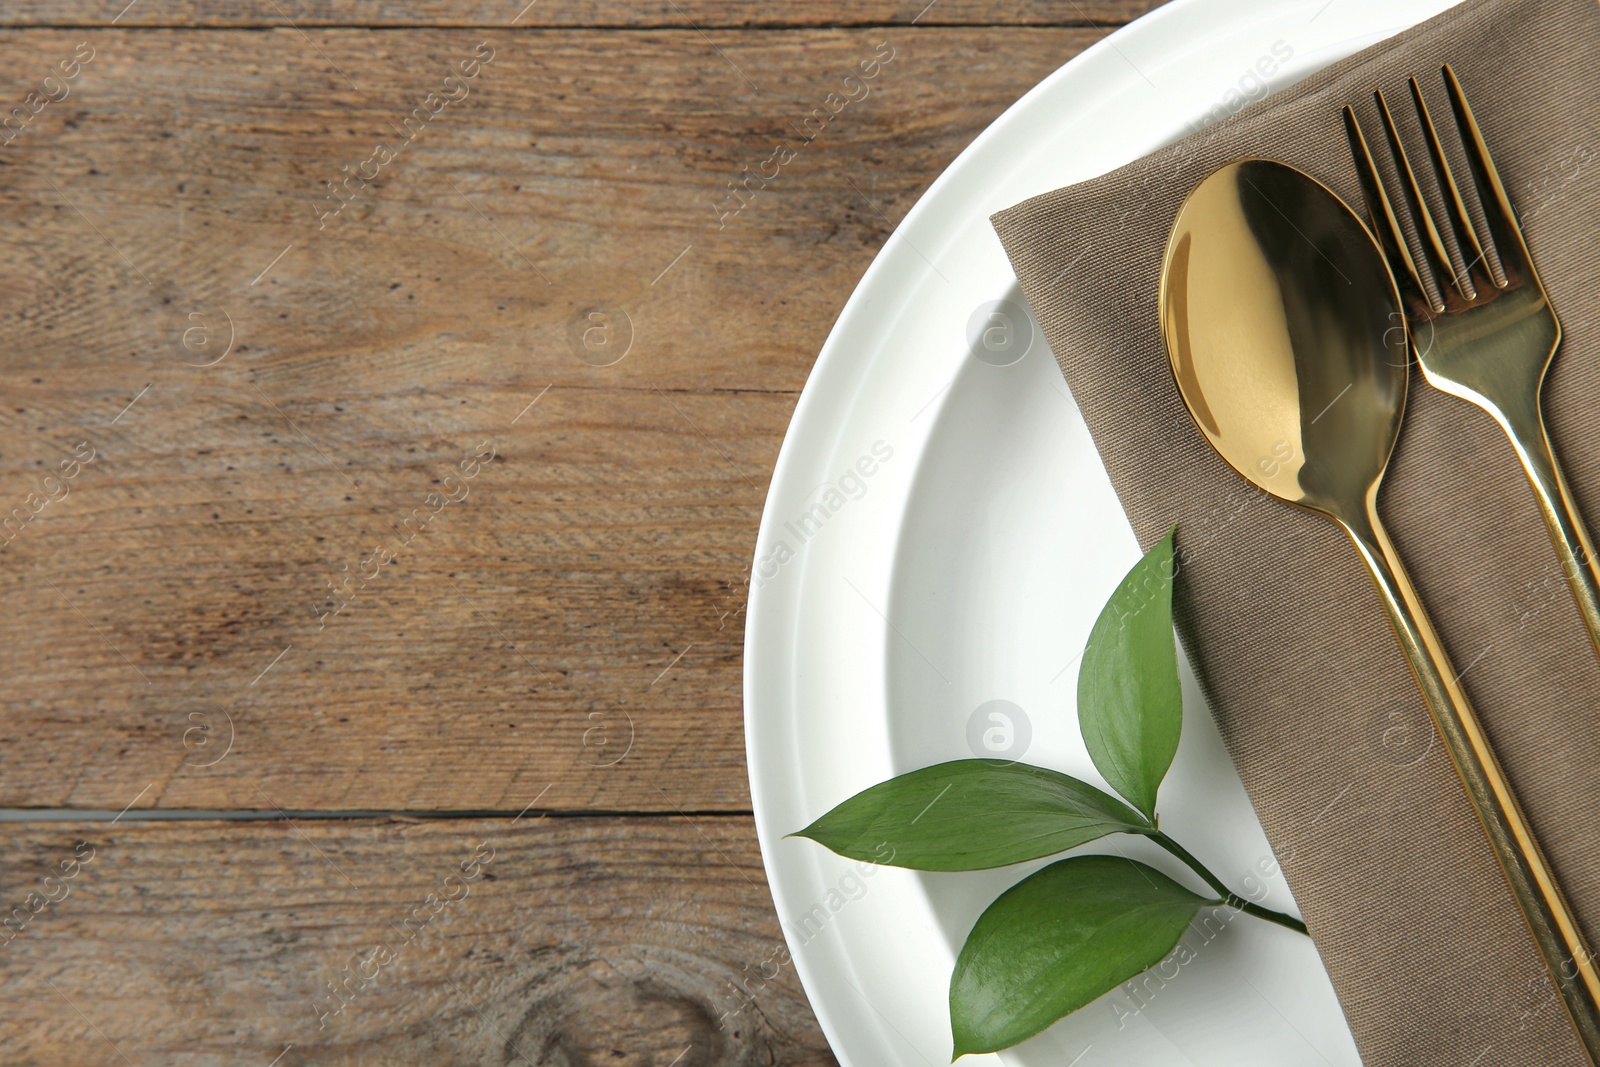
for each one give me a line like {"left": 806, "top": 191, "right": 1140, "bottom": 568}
{"left": 792, "top": 527, "right": 1308, "bottom": 1058}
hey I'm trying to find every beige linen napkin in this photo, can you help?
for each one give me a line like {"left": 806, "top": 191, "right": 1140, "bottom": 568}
{"left": 992, "top": 0, "right": 1600, "bottom": 1062}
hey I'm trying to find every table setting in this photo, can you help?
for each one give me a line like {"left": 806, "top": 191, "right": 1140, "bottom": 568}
{"left": 748, "top": 0, "right": 1600, "bottom": 1062}
{"left": 7, "top": 0, "right": 1600, "bottom": 1061}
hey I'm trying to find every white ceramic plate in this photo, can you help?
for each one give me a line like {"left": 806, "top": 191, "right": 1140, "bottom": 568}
{"left": 744, "top": 1, "right": 1460, "bottom": 1063}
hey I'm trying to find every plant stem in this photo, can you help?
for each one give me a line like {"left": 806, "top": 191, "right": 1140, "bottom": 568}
{"left": 1149, "top": 831, "right": 1308, "bottom": 936}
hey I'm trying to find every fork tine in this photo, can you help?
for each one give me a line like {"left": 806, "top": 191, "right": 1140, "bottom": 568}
{"left": 1443, "top": 63, "right": 1534, "bottom": 286}
{"left": 1374, "top": 86, "right": 1467, "bottom": 301}
{"left": 1344, "top": 103, "right": 1439, "bottom": 312}
{"left": 1409, "top": 76, "right": 1487, "bottom": 293}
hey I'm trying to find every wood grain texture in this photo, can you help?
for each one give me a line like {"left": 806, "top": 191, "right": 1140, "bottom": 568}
{"left": 0, "top": 9, "right": 1144, "bottom": 1064}
{"left": 0, "top": 815, "right": 837, "bottom": 1066}
{"left": 0, "top": 25, "right": 1104, "bottom": 811}
{"left": 5, "top": 1, "right": 1162, "bottom": 28}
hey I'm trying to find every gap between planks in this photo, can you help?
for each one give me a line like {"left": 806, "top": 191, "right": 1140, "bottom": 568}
{"left": 0, "top": 21, "right": 1135, "bottom": 31}
{"left": 0, "top": 807, "right": 756, "bottom": 822}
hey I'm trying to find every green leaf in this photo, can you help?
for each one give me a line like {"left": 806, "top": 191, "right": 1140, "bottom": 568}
{"left": 949, "top": 854, "right": 1208, "bottom": 1057}
{"left": 1078, "top": 528, "right": 1182, "bottom": 819}
{"left": 790, "top": 760, "right": 1149, "bottom": 872}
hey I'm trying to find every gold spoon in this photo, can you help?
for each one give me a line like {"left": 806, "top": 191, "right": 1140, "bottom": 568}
{"left": 1160, "top": 158, "right": 1600, "bottom": 1061}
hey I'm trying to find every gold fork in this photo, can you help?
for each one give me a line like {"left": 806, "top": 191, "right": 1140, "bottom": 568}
{"left": 1344, "top": 65, "right": 1600, "bottom": 662}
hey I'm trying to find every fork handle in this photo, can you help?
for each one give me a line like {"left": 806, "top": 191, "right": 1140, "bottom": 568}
{"left": 1341, "top": 501, "right": 1600, "bottom": 1063}
{"left": 1495, "top": 392, "right": 1600, "bottom": 663}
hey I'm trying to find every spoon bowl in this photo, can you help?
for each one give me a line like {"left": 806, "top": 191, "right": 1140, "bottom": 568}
{"left": 1160, "top": 158, "right": 1407, "bottom": 522}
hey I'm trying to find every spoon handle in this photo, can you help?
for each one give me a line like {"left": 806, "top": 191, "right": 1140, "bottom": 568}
{"left": 1495, "top": 391, "right": 1600, "bottom": 664}
{"left": 1342, "top": 502, "right": 1600, "bottom": 1062}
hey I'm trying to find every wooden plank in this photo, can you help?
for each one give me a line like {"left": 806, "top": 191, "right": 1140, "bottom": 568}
{"left": 0, "top": 815, "right": 838, "bottom": 1066}
{"left": 0, "top": 27, "right": 1103, "bottom": 394}
{"left": 0, "top": 26, "right": 1104, "bottom": 811}
{"left": 2, "top": 1, "right": 1160, "bottom": 29}
{"left": 0, "top": 386, "right": 779, "bottom": 812}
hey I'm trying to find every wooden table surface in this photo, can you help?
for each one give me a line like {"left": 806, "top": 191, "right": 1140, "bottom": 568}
{"left": 0, "top": 3, "right": 1158, "bottom": 1063}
